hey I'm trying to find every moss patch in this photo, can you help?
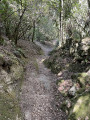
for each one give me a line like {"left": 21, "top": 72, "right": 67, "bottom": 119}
{"left": 11, "top": 65, "right": 24, "bottom": 81}
{"left": 71, "top": 72, "right": 90, "bottom": 87}
{"left": 69, "top": 93, "right": 90, "bottom": 120}
{"left": 0, "top": 92, "right": 22, "bottom": 120}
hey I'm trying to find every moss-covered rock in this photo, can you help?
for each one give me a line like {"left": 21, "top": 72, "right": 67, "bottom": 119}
{"left": 58, "top": 80, "right": 73, "bottom": 97}
{"left": 44, "top": 57, "right": 64, "bottom": 74}
{"left": 0, "top": 92, "right": 22, "bottom": 120}
{"left": 68, "top": 92, "right": 90, "bottom": 120}
{"left": 71, "top": 71, "right": 90, "bottom": 87}
{"left": 43, "top": 37, "right": 90, "bottom": 120}
{"left": 10, "top": 65, "right": 24, "bottom": 81}
{"left": 0, "top": 41, "right": 26, "bottom": 120}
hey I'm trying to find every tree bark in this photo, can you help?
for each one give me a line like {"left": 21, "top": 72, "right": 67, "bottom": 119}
{"left": 87, "top": 0, "right": 90, "bottom": 9}
{"left": 14, "top": 7, "right": 26, "bottom": 45}
{"left": 59, "top": 0, "right": 64, "bottom": 47}
{"left": 59, "top": 10, "right": 61, "bottom": 46}
{"left": 87, "top": 0, "right": 90, "bottom": 36}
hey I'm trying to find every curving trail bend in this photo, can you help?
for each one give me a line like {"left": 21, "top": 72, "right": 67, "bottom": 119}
{"left": 20, "top": 41, "right": 67, "bottom": 120}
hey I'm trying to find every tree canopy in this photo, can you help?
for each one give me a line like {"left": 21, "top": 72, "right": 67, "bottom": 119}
{"left": 0, "top": 0, "right": 89, "bottom": 45}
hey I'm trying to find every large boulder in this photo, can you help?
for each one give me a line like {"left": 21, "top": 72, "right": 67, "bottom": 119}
{"left": 58, "top": 80, "right": 73, "bottom": 96}
{"left": 69, "top": 86, "right": 76, "bottom": 96}
{"left": 68, "top": 92, "right": 90, "bottom": 120}
{"left": 60, "top": 69, "right": 90, "bottom": 118}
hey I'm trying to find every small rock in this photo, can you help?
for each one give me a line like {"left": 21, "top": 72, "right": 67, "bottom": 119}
{"left": 69, "top": 85, "right": 76, "bottom": 96}
{"left": 66, "top": 99, "right": 71, "bottom": 108}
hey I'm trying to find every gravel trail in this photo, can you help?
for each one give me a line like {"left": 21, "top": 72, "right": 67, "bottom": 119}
{"left": 20, "top": 41, "right": 67, "bottom": 120}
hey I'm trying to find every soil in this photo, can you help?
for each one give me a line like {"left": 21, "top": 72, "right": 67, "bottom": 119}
{"left": 20, "top": 40, "right": 67, "bottom": 120}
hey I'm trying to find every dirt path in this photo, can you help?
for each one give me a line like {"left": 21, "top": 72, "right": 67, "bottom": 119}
{"left": 20, "top": 41, "right": 67, "bottom": 120}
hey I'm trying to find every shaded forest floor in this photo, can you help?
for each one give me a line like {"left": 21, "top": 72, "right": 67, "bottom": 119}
{"left": 19, "top": 40, "right": 67, "bottom": 120}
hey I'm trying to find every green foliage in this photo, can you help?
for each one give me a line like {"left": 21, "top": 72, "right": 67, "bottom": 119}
{"left": 72, "top": 29, "right": 81, "bottom": 41}
{"left": 0, "top": 0, "right": 89, "bottom": 45}
{"left": 35, "top": 16, "right": 57, "bottom": 41}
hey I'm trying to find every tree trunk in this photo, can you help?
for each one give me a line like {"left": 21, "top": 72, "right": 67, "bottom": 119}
{"left": 59, "top": 10, "right": 61, "bottom": 46}
{"left": 87, "top": 0, "right": 90, "bottom": 36}
{"left": 32, "top": 20, "right": 35, "bottom": 42}
{"left": 59, "top": 0, "right": 64, "bottom": 47}
{"left": 87, "top": 0, "right": 90, "bottom": 9}
{"left": 14, "top": 8, "right": 26, "bottom": 45}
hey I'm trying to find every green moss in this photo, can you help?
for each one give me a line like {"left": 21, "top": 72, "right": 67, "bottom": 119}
{"left": 69, "top": 93, "right": 90, "bottom": 120}
{"left": 77, "top": 73, "right": 87, "bottom": 87}
{"left": 76, "top": 87, "right": 85, "bottom": 94}
{"left": 0, "top": 92, "right": 22, "bottom": 120}
{"left": 11, "top": 65, "right": 24, "bottom": 81}
{"left": 44, "top": 57, "right": 63, "bottom": 74}
{"left": 71, "top": 72, "right": 90, "bottom": 87}
{"left": 0, "top": 41, "right": 27, "bottom": 120}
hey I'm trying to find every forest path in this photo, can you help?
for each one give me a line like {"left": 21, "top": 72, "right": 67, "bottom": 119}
{"left": 20, "top": 41, "right": 67, "bottom": 120}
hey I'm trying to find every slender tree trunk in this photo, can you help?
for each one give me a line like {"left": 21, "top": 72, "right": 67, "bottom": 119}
{"left": 59, "top": 0, "right": 64, "bottom": 47}
{"left": 61, "top": 0, "right": 64, "bottom": 45}
{"left": 59, "top": 10, "right": 61, "bottom": 46}
{"left": 87, "top": 0, "right": 90, "bottom": 19}
{"left": 87, "top": 0, "right": 90, "bottom": 36}
{"left": 32, "top": 20, "right": 35, "bottom": 42}
{"left": 14, "top": 8, "right": 26, "bottom": 45}
{"left": 87, "top": 0, "right": 90, "bottom": 9}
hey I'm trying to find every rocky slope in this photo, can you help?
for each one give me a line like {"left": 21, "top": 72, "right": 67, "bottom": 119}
{"left": 44, "top": 37, "right": 90, "bottom": 120}
{"left": 0, "top": 36, "right": 43, "bottom": 120}
{"left": 0, "top": 36, "right": 27, "bottom": 120}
